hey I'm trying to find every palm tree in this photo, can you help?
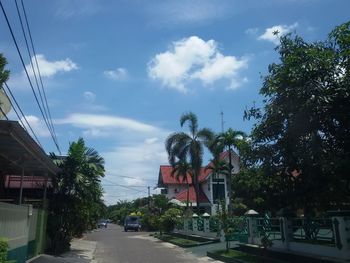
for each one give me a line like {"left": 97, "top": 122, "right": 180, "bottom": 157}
{"left": 214, "top": 128, "right": 246, "bottom": 214}
{"left": 170, "top": 160, "right": 193, "bottom": 210}
{"left": 49, "top": 138, "right": 105, "bottom": 253}
{"left": 206, "top": 139, "right": 230, "bottom": 206}
{"left": 166, "top": 112, "right": 214, "bottom": 213}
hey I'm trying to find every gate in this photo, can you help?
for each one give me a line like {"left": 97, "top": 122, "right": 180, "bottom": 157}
{"left": 227, "top": 217, "right": 249, "bottom": 243}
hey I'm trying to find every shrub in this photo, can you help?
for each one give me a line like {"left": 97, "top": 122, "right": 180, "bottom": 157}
{"left": 159, "top": 208, "right": 182, "bottom": 233}
{"left": 141, "top": 214, "right": 160, "bottom": 231}
{"left": 0, "top": 238, "right": 15, "bottom": 263}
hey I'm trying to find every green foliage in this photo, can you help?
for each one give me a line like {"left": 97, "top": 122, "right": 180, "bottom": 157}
{"left": 210, "top": 129, "right": 246, "bottom": 214}
{"left": 166, "top": 112, "right": 214, "bottom": 212}
{"left": 0, "top": 54, "right": 9, "bottom": 87}
{"left": 217, "top": 200, "right": 234, "bottom": 251}
{"left": 47, "top": 138, "right": 105, "bottom": 254}
{"left": 243, "top": 21, "right": 350, "bottom": 213}
{"left": 141, "top": 213, "right": 160, "bottom": 231}
{"left": 0, "top": 238, "right": 8, "bottom": 263}
{"left": 0, "top": 238, "right": 15, "bottom": 263}
{"left": 159, "top": 208, "right": 182, "bottom": 233}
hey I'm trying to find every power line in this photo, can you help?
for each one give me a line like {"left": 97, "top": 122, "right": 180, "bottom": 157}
{"left": 1, "top": 86, "right": 28, "bottom": 133}
{"left": 0, "top": 1, "right": 61, "bottom": 154}
{"left": 0, "top": 104, "right": 9, "bottom": 120}
{"left": 3, "top": 83, "right": 42, "bottom": 146}
{"left": 13, "top": 0, "right": 53, "bottom": 136}
{"left": 102, "top": 178, "right": 148, "bottom": 194}
{"left": 108, "top": 173, "right": 156, "bottom": 182}
{"left": 19, "top": 0, "right": 58, "bottom": 143}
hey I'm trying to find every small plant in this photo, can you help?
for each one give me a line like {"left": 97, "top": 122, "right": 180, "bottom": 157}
{"left": 159, "top": 208, "right": 182, "bottom": 234}
{"left": 0, "top": 238, "right": 15, "bottom": 263}
{"left": 217, "top": 199, "right": 234, "bottom": 251}
{"left": 260, "top": 213, "right": 273, "bottom": 252}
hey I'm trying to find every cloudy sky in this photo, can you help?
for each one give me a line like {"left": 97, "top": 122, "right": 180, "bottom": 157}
{"left": 1, "top": 0, "right": 349, "bottom": 205}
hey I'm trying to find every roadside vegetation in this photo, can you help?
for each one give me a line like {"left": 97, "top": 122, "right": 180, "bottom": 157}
{"left": 48, "top": 138, "right": 106, "bottom": 254}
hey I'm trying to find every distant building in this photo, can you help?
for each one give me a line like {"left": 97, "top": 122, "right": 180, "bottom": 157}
{"left": 157, "top": 150, "right": 239, "bottom": 215}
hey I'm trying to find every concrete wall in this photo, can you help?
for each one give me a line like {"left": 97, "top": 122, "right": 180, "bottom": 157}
{"left": 0, "top": 202, "right": 46, "bottom": 263}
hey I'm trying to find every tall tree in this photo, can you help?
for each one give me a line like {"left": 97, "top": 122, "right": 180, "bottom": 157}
{"left": 166, "top": 112, "right": 214, "bottom": 213}
{"left": 48, "top": 138, "right": 105, "bottom": 254}
{"left": 206, "top": 138, "right": 229, "bottom": 204}
{"left": 170, "top": 160, "right": 193, "bottom": 210}
{"left": 214, "top": 128, "right": 246, "bottom": 214}
{"left": 245, "top": 21, "right": 350, "bottom": 213}
{"left": 0, "top": 54, "right": 9, "bottom": 86}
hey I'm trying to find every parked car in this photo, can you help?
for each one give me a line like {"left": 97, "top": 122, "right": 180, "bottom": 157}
{"left": 98, "top": 219, "right": 108, "bottom": 228}
{"left": 124, "top": 216, "right": 141, "bottom": 232}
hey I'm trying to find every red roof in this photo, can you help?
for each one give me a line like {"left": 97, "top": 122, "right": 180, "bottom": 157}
{"left": 159, "top": 150, "right": 237, "bottom": 186}
{"left": 159, "top": 165, "right": 211, "bottom": 185}
{"left": 174, "top": 186, "right": 210, "bottom": 203}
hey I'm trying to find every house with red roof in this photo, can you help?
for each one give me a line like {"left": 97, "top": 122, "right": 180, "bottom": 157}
{"left": 157, "top": 150, "right": 240, "bottom": 215}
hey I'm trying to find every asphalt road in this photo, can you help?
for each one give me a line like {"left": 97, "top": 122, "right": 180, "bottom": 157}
{"left": 85, "top": 224, "right": 225, "bottom": 263}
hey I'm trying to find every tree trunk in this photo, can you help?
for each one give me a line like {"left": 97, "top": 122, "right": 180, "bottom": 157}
{"left": 227, "top": 147, "right": 233, "bottom": 215}
{"left": 194, "top": 173, "right": 201, "bottom": 214}
{"left": 186, "top": 183, "right": 189, "bottom": 210}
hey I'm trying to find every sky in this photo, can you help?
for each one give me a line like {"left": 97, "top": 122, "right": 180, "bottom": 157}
{"left": 0, "top": 0, "right": 349, "bottom": 205}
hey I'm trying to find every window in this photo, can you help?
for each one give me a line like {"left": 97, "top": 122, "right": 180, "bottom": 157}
{"left": 212, "top": 184, "right": 225, "bottom": 204}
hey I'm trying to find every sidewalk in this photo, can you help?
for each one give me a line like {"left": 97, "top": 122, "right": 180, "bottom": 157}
{"left": 27, "top": 239, "right": 97, "bottom": 263}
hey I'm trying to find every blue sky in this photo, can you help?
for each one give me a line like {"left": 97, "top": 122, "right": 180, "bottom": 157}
{"left": 1, "top": 0, "right": 349, "bottom": 205}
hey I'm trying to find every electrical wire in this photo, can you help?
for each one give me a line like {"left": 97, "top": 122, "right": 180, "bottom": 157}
{"left": 3, "top": 83, "right": 42, "bottom": 146}
{"left": 0, "top": 1, "right": 60, "bottom": 153}
{"left": 102, "top": 178, "right": 148, "bottom": 194}
{"left": 14, "top": 0, "right": 53, "bottom": 136}
{"left": 19, "top": 0, "right": 58, "bottom": 142}
{"left": 0, "top": 104, "right": 9, "bottom": 120}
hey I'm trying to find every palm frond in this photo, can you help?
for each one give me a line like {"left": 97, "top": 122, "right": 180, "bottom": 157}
{"left": 180, "top": 112, "right": 198, "bottom": 136}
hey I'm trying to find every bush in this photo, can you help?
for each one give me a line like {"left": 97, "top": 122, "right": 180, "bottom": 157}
{"left": 141, "top": 214, "right": 160, "bottom": 231}
{"left": 159, "top": 208, "right": 182, "bottom": 233}
{"left": 0, "top": 238, "right": 15, "bottom": 263}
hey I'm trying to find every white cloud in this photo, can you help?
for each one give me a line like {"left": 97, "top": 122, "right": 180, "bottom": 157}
{"left": 245, "top": 27, "right": 259, "bottom": 36}
{"left": 55, "top": 0, "right": 101, "bottom": 19}
{"left": 20, "top": 115, "right": 50, "bottom": 137}
{"left": 26, "top": 54, "right": 78, "bottom": 78}
{"left": 104, "top": 68, "right": 128, "bottom": 80}
{"left": 102, "top": 135, "right": 168, "bottom": 202}
{"left": 55, "top": 113, "right": 158, "bottom": 135}
{"left": 258, "top": 23, "right": 298, "bottom": 44}
{"left": 55, "top": 112, "right": 170, "bottom": 203}
{"left": 147, "top": 0, "right": 229, "bottom": 27}
{"left": 148, "top": 36, "right": 248, "bottom": 93}
{"left": 83, "top": 91, "right": 96, "bottom": 102}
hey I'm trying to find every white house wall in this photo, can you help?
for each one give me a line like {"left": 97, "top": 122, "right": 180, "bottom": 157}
{"left": 165, "top": 184, "right": 187, "bottom": 200}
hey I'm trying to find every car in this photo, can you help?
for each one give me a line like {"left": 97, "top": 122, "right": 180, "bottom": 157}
{"left": 124, "top": 216, "right": 141, "bottom": 232}
{"left": 98, "top": 219, "right": 108, "bottom": 228}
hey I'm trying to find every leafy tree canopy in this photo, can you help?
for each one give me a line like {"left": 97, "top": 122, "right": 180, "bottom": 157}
{"left": 244, "top": 21, "right": 350, "bottom": 214}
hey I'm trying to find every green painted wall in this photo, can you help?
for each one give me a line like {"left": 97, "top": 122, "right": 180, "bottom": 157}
{"left": 7, "top": 244, "right": 28, "bottom": 263}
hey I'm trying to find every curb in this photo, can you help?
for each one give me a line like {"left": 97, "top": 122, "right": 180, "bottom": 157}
{"left": 25, "top": 255, "right": 42, "bottom": 263}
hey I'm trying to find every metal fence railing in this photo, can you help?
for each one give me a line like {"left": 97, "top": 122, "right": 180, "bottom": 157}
{"left": 291, "top": 218, "right": 335, "bottom": 246}
{"left": 256, "top": 217, "right": 283, "bottom": 240}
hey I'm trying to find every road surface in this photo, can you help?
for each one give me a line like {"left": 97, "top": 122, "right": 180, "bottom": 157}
{"left": 85, "top": 224, "right": 225, "bottom": 263}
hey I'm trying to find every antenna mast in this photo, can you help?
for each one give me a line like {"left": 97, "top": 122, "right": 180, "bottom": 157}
{"left": 220, "top": 111, "right": 225, "bottom": 133}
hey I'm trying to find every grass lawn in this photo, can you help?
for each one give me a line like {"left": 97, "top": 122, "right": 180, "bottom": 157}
{"left": 154, "top": 233, "right": 204, "bottom": 247}
{"left": 216, "top": 249, "right": 259, "bottom": 262}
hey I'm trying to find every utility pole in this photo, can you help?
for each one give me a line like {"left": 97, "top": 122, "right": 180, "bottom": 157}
{"left": 220, "top": 111, "right": 225, "bottom": 133}
{"left": 148, "top": 186, "right": 151, "bottom": 210}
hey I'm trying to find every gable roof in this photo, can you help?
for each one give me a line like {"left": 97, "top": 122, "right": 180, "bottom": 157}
{"left": 158, "top": 150, "right": 238, "bottom": 187}
{"left": 174, "top": 185, "right": 210, "bottom": 204}
{"left": 158, "top": 165, "right": 211, "bottom": 186}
